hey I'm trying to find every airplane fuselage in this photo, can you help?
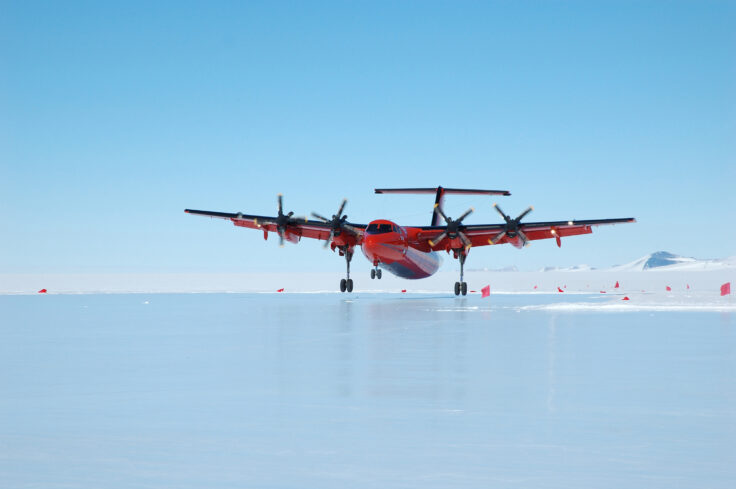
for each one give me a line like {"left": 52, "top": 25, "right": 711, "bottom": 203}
{"left": 360, "top": 219, "right": 442, "bottom": 279}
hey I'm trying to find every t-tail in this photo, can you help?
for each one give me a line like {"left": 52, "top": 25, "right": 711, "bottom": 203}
{"left": 374, "top": 186, "right": 511, "bottom": 226}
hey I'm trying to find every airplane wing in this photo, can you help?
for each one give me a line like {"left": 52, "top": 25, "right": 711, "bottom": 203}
{"left": 418, "top": 217, "right": 636, "bottom": 250}
{"left": 184, "top": 209, "right": 367, "bottom": 244}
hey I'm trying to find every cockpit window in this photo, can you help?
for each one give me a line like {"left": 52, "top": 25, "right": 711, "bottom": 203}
{"left": 366, "top": 223, "right": 394, "bottom": 234}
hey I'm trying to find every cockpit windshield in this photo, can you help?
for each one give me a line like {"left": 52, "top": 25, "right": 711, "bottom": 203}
{"left": 366, "top": 223, "right": 395, "bottom": 234}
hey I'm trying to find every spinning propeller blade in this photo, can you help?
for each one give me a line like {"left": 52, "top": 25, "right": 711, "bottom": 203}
{"left": 429, "top": 205, "right": 473, "bottom": 250}
{"left": 312, "top": 198, "right": 358, "bottom": 248}
{"left": 488, "top": 203, "right": 533, "bottom": 246}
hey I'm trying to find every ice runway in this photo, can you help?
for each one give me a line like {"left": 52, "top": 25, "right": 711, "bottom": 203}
{"left": 1, "top": 293, "right": 735, "bottom": 488}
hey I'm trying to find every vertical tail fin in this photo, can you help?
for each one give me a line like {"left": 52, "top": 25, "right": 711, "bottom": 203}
{"left": 374, "top": 186, "right": 511, "bottom": 226}
{"left": 432, "top": 186, "right": 446, "bottom": 226}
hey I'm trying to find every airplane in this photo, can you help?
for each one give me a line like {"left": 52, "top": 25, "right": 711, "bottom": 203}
{"left": 185, "top": 186, "right": 635, "bottom": 295}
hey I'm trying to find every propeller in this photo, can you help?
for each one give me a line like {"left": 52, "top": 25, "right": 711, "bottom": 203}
{"left": 428, "top": 204, "right": 474, "bottom": 251}
{"left": 311, "top": 198, "right": 361, "bottom": 248}
{"left": 274, "top": 194, "right": 306, "bottom": 246}
{"left": 255, "top": 194, "right": 305, "bottom": 246}
{"left": 489, "top": 203, "right": 534, "bottom": 246}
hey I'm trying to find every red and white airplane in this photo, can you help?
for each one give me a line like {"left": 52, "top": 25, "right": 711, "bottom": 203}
{"left": 186, "top": 187, "right": 635, "bottom": 295}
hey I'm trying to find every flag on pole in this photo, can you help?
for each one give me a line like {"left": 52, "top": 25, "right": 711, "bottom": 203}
{"left": 481, "top": 285, "right": 491, "bottom": 298}
{"left": 614, "top": 281, "right": 620, "bottom": 288}
{"left": 666, "top": 286, "right": 672, "bottom": 291}
{"left": 38, "top": 289, "right": 47, "bottom": 294}
{"left": 721, "top": 282, "right": 731, "bottom": 296}
{"left": 557, "top": 287, "right": 564, "bottom": 293}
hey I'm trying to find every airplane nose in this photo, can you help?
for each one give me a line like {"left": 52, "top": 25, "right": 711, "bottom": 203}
{"left": 363, "top": 234, "right": 379, "bottom": 258}
{"left": 362, "top": 233, "right": 405, "bottom": 262}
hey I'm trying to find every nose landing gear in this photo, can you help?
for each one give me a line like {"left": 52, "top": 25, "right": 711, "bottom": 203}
{"left": 370, "top": 265, "right": 382, "bottom": 280}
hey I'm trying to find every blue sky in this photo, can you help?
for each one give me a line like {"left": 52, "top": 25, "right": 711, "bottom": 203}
{"left": 2, "top": 1, "right": 734, "bottom": 274}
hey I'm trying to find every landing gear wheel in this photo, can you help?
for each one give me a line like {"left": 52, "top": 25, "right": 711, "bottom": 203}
{"left": 454, "top": 282, "right": 461, "bottom": 296}
{"left": 371, "top": 269, "right": 376, "bottom": 279}
{"left": 376, "top": 269, "right": 382, "bottom": 279}
{"left": 340, "top": 278, "right": 347, "bottom": 292}
{"left": 346, "top": 279, "right": 353, "bottom": 293}
{"left": 461, "top": 282, "right": 468, "bottom": 296}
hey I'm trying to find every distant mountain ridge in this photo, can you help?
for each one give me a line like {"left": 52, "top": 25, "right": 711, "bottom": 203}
{"left": 608, "top": 251, "right": 735, "bottom": 272}
{"left": 536, "top": 251, "right": 735, "bottom": 272}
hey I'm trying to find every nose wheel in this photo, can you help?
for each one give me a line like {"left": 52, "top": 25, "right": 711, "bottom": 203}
{"left": 370, "top": 266, "right": 382, "bottom": 280}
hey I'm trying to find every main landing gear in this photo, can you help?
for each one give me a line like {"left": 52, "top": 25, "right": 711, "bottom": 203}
{"left": 370, "top": 264, "right": 382, "bottom": 280}
{"left": 454, "top": 250, "right": 468, "bottom": 296}
{"left": 339, "top": 246, "right": 354, "bottom": 293}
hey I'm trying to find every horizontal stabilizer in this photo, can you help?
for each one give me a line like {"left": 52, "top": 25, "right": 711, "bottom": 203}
{"left": 375, "top": 187, "right": 511, "bottom": 196}
{"left": 376, "top": 186, "right": 511, "bottom": 226}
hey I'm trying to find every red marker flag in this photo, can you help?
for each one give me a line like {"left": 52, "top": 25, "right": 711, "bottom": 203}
{"left": 277, "top": 288, "right": 284, "bottom": 292}
{"left": 600, "top": 290, "right": 607, "bottom": 294}
{"left": 666, "top": 286, "right": 672, "bottom": 291}
{"left": 401, "top": 289, "right": 407, "bottom": 293}
{"left": 721, "top": 282, "right": 731, "bottom": 296}
{"left": 533, "top": 285, "right": 538, "bottom": 289}
{"left": 481, "top": 285, "right": 490, "bottom": 298}
{"left": 614, "top": 281, "right": 620, "bottom": 289}
{"left": 557, "top": 287, "right": 564, "bottom": 293}
{"left": 622, "top": 296, "right": 630, "bottom": 301}
{"left": 687, "top": 284, "right": 690, "bottom": 290}
{"left": 38, "top": 289, "right": 47, "bottom": 294}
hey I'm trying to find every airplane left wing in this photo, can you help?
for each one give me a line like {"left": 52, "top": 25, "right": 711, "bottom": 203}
{"left": 470, "top": 217, "right": 635, "bottom": 247}
{"left": 184, "top": 209, "right": 366, "bottom": 244}
{"left": 417, "top": 217, "right": 635, "bottom": 250}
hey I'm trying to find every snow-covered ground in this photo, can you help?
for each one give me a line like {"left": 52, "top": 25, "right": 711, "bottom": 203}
{"left": 2, "top": 252, "right": 732, "bottom": 299}
{"left": 1, "top": 293, "right": 735, "bottom": 488}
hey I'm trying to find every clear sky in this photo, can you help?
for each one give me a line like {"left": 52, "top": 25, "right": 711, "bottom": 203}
{"left": 2, "top": 1, "right": 734, "bottom": 274}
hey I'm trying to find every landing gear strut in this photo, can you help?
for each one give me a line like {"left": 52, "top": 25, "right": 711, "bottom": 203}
{"left": 340, "top": 246, "right": 354, "bottom": 292}
{"left": 454, "top": 251, "right": 468, "bottom": 296}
